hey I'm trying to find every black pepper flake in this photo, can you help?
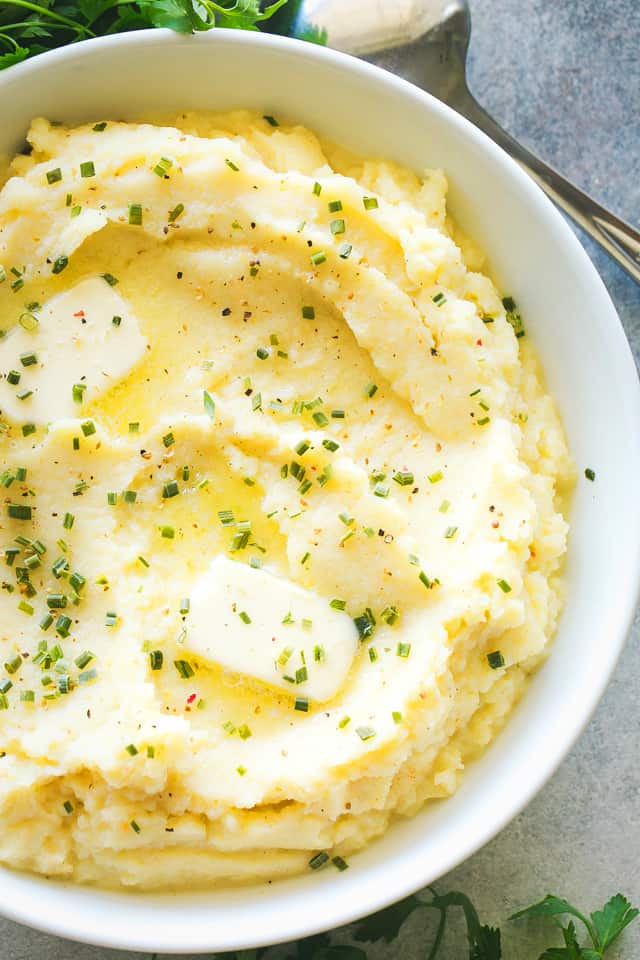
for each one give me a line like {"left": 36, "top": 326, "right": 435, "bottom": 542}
{"left": 177, "top": 272, "right": 183, "bottom": 279}
{"left": 222, "top": 307, "right": 231, "bottom": 316}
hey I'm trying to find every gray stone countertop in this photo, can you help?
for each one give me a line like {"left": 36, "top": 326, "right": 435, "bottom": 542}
{"left": 1, "top": 1, "right": 638, "bottom": 956}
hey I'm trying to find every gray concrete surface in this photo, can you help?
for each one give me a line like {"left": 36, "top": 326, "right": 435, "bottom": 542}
{"left": 1, "top": 1, "right": 638, "bottom": 956}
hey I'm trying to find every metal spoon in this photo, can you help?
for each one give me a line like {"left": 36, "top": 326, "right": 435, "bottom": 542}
{"left": 303, "top": 0, "right": 640, "bottom": 284}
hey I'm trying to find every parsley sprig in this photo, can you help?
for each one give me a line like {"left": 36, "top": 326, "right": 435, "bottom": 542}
{"left": 0, "top": 0, "right": 326, "bottom": 70}
{"left": 198, "top": 888, "right": 637, "bottom": 960}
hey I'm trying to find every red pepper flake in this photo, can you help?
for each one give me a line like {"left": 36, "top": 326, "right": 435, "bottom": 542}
{"left": 74, "top": 310, "right": 85, "bottom": 318}
{"left": 476, "top": 338, "right": 483, "bottom": 346}
{"left": 187, "top": 693, "right": 197, "bottom": 704}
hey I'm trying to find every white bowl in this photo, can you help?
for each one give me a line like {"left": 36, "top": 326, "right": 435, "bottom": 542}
{"left": 1, "top": 28, "right": 638, "bottom": 955}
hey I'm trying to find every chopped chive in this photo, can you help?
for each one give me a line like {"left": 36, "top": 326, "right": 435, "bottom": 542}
{"left": 130, "top": 820, "right": 141, "bottom": 834}
{"left": 310, "top": 250, "right": 326, "bottom": 266}
{"left": 300, "top": 551, "right": 310, "bottom": 566}
{"left": 21, "top": 689, "right": 35, "bottom": 702}
{"left": 373, "top": 482, "right": 389, "bottom": 498}
{"left": 330, "top": 218, "right": 345, "bottom": 235}
{"left": 338, "top": 242, "right": 353, "bottom": 259}
{"left": 362, "top": 196, "right": 378, "bottom": 210}
{"left": 380, "top": 605, "right": 399, "bottom": 625}
{"left": 312, "top": 411, "right": 328, "bottom": 427}
{"left": 332, "top": 855, "right": 349, "bottom": 871}
{"left": 322, "top": 438, "right": 339, "bottom": 452}
{"left": 294, "top": 697, "right": 309, "bottom": 712}
{"left": 20, "top": 351, "right": 38, "bottom": 367}
{"left": 168, "top": 203, "right": 185, "bottom": 223}
{"left": 128, "top": 203, "right": 143, "bottom": 226}
{"left": 101, "top": 273, "right": 119, "bottom": 286}
{"left": 238, "top": 723, "right": 252, "bottom": 739}
{"left": 46, "top": 168, "right": 62, "bottom": 185}
{"left": 153, "top": 156, "right": 173, "bottom": 178}
{"left": 63, "top": 800, "right": 74, "bottom": 814}
{"left": 122, "top": 489, "right": 137, "bottom": 503}
{"left": 7, "top": 504, "right": 31, "bottom": 520}
{"left": 364, "top": 382, "right": 378, "bottom": 398}
{"left": 418, "top": 570, "right": 432, "bottom": 589}
{"left": 487, "top": 650, "right": 505, "bottom": 669}
{"left": 7, "top": 370, "right": 20, "bottom": 385}
{"left": 393, "top": 471, "right": 414, "bottom": 487}
{"left": 353, "top": 610, "right": 375, "bottom": 640}
{"left": 328, "top": 200, "right": 343, "bottom": 212}
{"left": 256, "top": 346, "right": 270, "bottom": 360}
{"left": 238, "top": 611, "right": 251, "bottom": 624}
{"left": 80, "top": 419, "right": 96, "bottom": 437}
{"left": 312, "top": 181, "right": 322, "bottom": 196}
{"left": 174, "top": 659, "right": 194, "bottom": 679}
{"left": 439, "top": 499, "right": 451, "bottom": 513}
{"left": 585, "top": 467, "right": 596, "bottom": 481}
{"left": 51, "top": 254, "right": 69, "bottom": 275}
{"left": 263, "top": 114, "right": 279, "bottom": 126}
{"left": 396, "top": 642, "right": 411, "bottom": 658}
{"left": 356, "top": 725, "right": 376, "bottom": 741}
{"left": 338, "top": 715, "right": 350, "bottom": 729}
{"left": 432, "top": 292, "right": 446, "bottom": 306}
{"left": 428, "top": 470, "right": 443, "bottom": 484}
{"left": 16, "top": 389, "right": 33, "bottom": 401}
{"left": 149, "top": 650, "right": 163, "bottom": 670}
{"left": 4, "top": 655, "right": 22, "bottom": 675}
{"left": 19, "top": 311, "right": 38, "bottom": 331}
{"left": 79, "top": 161, "right": 95, "bottom": 178}
{"left": 497, "top": 578, "right": 512, "bottom": 593}
{"left": 46, "top": 594, "right": 67, "bottom": 609}
{"left": 55, "top": 614, "right": 71, "bottom": 637}
{"left": 107, "top": 492, "right": 117, "bottom": 506}
{"left": 92, "top": 121, "right": 107, "bottom": 132}
{"left": 72, "top": 383, "right": 87, "bottom": 403}
{"left": 74, "top": 651, "right": 94, "bottom": 669}
{"left": 111, "top": 314, "right": 122, "bottom": 328}
{"left": 162, "top": 431, "right": 175, "bottom": 448}
{"left": 302, "top": 305, "right": 315, "bottom": 319}
{"left": 368, "top": 646, "right": 378, "bottom": 662}
{"left": 162, "top": 480, "right": 179, "bottom": 499}
{"left": 295, "top": 666, "right": 308, "bottom": 684}
{"left": 201, "top": 389, "right": 216, "bottom": 419}
{"left": 71, "top": 205, "right": 82, "bottom": 218}
{"left": 129, "top": 421, "right": 140, "bottom": 433}
{"left": 444, "top": 526, "right": 458, "bottom": 539}
{"left": 225, "top": 158, "right": 240, "bottom": 171}
{"left": 105, "top": 611, "right": 118, "bottom": 627}
{"left": 39, "top": 613, "right": 53, "bottom": 631}
{"left": 329, "top": 598, "right": 346, "bottom": 610}
{"left": 309, "top": 851, "right": 329, "bottom": 870}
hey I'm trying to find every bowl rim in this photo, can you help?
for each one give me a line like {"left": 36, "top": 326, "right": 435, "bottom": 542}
{"left": 0, "top": 25, "right": 639, "bottom": 955}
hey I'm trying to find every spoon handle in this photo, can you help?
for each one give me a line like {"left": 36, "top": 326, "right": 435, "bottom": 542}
{"left": 453, "top": 90, "right": 640, "bottom": 284}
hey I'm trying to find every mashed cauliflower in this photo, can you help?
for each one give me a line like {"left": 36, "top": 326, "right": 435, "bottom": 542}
{"left": 0, "top": 112, "right": 572, "bottom": 889}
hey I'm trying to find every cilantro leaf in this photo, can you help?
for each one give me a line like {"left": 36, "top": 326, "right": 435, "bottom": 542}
{"left": 429, "top": 891, "right": 501, "bottom": 960}
{"left": 0, "top": 45, "right": 30, "bottom": 68}
{"left": 137, "top": 0, "right": 196, "bottom": 32}
{"left": 511, "top": 895, "right": 594, "bottom": 939}
{"left": 0, "top": 0, "right": 325, "bottom": 71}
{"left": 590, "top": 893, "right": 639, "bottom": 952}
{"left": 353, "top": 894, "right": 425, "bottom": 943}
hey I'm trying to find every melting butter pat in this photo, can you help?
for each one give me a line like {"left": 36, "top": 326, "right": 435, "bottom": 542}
{"left": 186, "top": 555, "right": 358, "bottom": 703}
{"left": 0, "top": 277, "right": 147, "bottom": 424}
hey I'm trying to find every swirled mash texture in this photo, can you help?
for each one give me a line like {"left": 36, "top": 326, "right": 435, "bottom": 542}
{"left": 0, "top": 113, "right": 572, "bottom": 889}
